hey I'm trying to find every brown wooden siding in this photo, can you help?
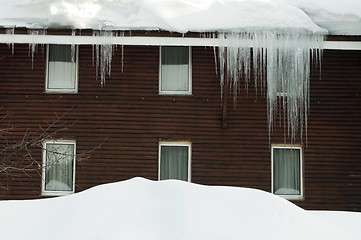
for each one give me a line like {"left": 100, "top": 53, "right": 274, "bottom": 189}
{"left": 0, "top": 40, "right": 360, "bottom": 211}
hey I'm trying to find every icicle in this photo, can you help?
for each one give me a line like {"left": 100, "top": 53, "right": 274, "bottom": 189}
{"left": 218, "top": 33, "right": 226, "bottom": 101}
{"left": 71, "top": 29, "right": 76, "bottom": 62}
{"left": 213, "top": 30, "right": 324, "bottom": 143}
{"left": 264, "top": 31, "right": 324, "bottom": 143}
{"left": 92, "top": 30, "right": 116, "bottom": 86}
{"left": 218, "top": 32, "right": 253, "bottom": 101}
{"left": 201, "top": 32, "right": 219, "bottom": 75}
{"left": 27, "top": 29, "right": 47, "bottom": 68}
{"left": 119, "top": 31, "right": 124, "bottom": 72}
{"left": 5, "top": 28, "right": 15, "bottom": 54}
{"left": 213, "top": 32, "right": 218, "bottom": 75}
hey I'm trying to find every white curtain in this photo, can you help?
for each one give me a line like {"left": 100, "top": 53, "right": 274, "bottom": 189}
{"left": 161, "top": 46, "right": 189, "bottom": 91}
{"left": 45, "top": 144, "right": 74, "bottom": 191}
{"left": 47, "top": 45, "right": 76, "bottom": 89}
{"left": 273, "top": 148, "right": 300, "bottom": 195}
{"left": 160, "top": 146, "right": 188, "bottom": 181}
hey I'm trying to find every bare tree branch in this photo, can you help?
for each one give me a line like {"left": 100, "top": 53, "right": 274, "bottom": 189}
{"left": 0, "top": 108, "right": 106, "bottom": 190}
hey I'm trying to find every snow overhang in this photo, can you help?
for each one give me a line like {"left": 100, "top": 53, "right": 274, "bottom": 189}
{"left": 0, "top": 0, "right": 327, "bottom": 34}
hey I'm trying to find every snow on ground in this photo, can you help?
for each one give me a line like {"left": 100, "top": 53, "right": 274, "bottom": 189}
{"left": 0, "top": 177, "right": 360, "bottom": 240}
{"left": 312, "top": 211, "right": 361, "bottom": 237}
{"left": 0, "top": 0, "right": 360, "bottom": 35}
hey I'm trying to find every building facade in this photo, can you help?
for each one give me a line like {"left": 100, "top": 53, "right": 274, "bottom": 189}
{"left": 0, "top": 30, "right": 360, "bottom": 211}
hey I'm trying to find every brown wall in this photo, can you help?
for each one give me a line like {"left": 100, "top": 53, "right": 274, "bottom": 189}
{"left": 0, "top": 40, "right": 360, "bottom": 211}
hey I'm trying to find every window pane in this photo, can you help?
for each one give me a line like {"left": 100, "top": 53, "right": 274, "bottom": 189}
{"left": 47, "top": 45, "right": 76, "bottom": 90}
{"left": 161, "top": 46, "right": 189, "bottom": 92}
{"left": 49, "top": 45, "right": 72, "bottom": 62}
{"left": 48, "top": 61, "right": 76, "bottom": 89}
{"left": 161, "top": 46, "right": 189, "bottom": 65}
{"left": 45, "top": 143, "right": 74, "bottom": 191}
{"left": 273, "top": 148, "right": 300, "bottom": 195}
{"left": 160, "top": 146, "right": 188, "bottom": 181}
{"left": 276, "top": 78, "right": 284, "bottom": 94}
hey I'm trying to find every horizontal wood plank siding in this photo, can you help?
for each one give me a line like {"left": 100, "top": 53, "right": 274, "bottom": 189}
{"left": 0, "top": 42, "right": 360, "bottom": 211}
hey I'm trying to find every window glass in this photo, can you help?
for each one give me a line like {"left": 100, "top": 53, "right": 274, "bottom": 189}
{"left": 159, "top": 143, "right": 190, "bottom": 181}
{"left": 49, "top": 45, "right": 73, "bottom": 62}
{"left": 42, "top": 141, "right": 75, "bottom": 195}
{"left": 46, "top": 45, "right": 77, "bottom": 92}
{"left": 160, "top": 46, "right": 190, "bottom": 94}
{"left": 272, "top": 146, "right": 302, "bottom": 198}
{"left": 276, "top": 78, "right": 284, "bottom": 95}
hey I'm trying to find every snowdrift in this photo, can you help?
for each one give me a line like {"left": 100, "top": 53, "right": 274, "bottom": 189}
{"left": 0, "top": 177, "right": 360, "bottom": 240}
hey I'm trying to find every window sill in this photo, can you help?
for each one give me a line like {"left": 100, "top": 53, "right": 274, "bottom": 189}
{"left": 276, "top": 194, "right": 304, "bottom": 201}
{"left": 41, "top": 191, "right": 74, "bottom": 197}
{"left": 45, "top": 90, "right": 78, "bottom": 94}
{"left": 276, "top": 92, "right": 287, "bottom": 97}
{"left": 159, "top": 91, "right": 192, "bottom": 96}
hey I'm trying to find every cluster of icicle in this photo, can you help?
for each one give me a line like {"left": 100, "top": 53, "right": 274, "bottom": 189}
{"left": 6, "top": 29, "right": 48, "bottom": 64}
{"left": 4, "top": 28, "right": 324, "bottom": 143}
{"left": 5, "top": 28, "right": 121, "bottom": 86}
{"left": 92, "top": 30, "right": 124, "bottom": 86}
{"left": 216, "top": 30, "right": 324, "bottom": 142}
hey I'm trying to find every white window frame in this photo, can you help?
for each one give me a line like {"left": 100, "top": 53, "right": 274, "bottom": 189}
{"left": 45, "top": 44, "right": 79, "bottom": 94}
{"left": 271, "top": 145, "right": 303, "bottom": 200}
{"left": 41, "top": 140, "right": 76, "bottom": 196}
{"left": 158, "top": 141, "right": 192, "bottom": 182}
{"left": 159, "top": 46, "right": 192, "bottom": 95}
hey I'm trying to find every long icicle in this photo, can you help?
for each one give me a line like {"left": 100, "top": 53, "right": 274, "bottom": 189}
{"left": 216, "top": 30, "right": 324, "bottom": 143}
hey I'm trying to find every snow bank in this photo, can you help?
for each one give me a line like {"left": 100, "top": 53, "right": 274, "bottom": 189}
{"left": 312, "top": 211, "right": 361, "bottom": 237}
{"left": 0, "top": 177, "right": 359, "bottom": 240}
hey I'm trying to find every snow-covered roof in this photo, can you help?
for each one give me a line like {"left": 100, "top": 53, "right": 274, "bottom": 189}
{"left": 0, "top": 0, "right": 360, "bottom": 35}
{"left": 0, "top": 178, "right": 360, "bottom": 240}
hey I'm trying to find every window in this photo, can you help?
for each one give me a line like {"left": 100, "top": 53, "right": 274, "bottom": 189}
{"left": 276, "top": 78, "right": 286, "bottom": 96}
{"left": 42, "top": 140, "right": 76, "bottom": 196}
{"left": 46, "top": 44, "right": 78, "bottom": 93}
{"left": 159, "top": 46, "right": 191, "bottom": 95}
{"left": 271, "top": 145, "right": 303, "bottom": 200}
{"left": 159, "top": 142, "right": 191, "bottom": 181}
{"left": 277, "top": 78, "right": 300, "bottom": 97}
